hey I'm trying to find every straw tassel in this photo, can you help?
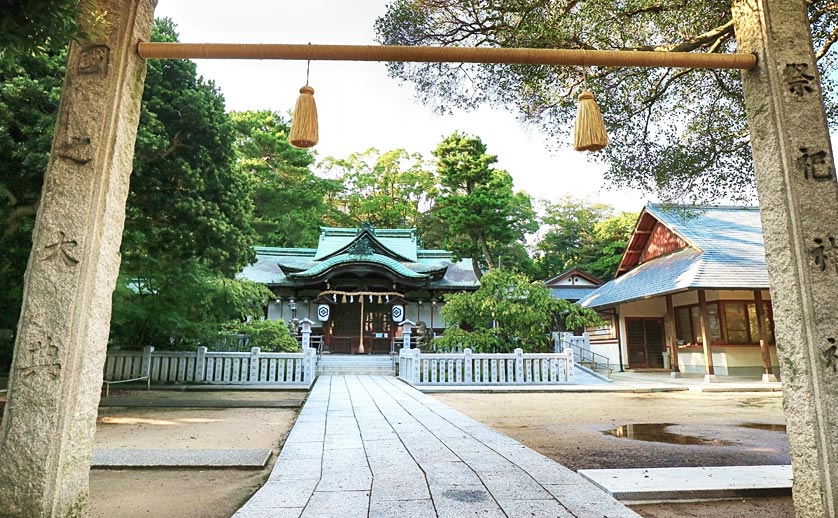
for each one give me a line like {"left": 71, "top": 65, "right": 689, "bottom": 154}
{"left": 289, "top": 85, "right": 318, "bottom": 148}
{"left": 573, "top": 91, "right": 608, "bottom": 152}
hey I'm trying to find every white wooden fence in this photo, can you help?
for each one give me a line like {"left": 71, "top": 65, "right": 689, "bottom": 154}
{"left": 398, "top": 347, "right": 575, "bottom": 385}
{"left": 104, "top": 346, "right": 317, "bottom": 387}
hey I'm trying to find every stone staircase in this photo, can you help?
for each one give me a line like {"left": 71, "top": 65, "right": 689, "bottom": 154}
{"left": 316, "top": 354, "right": 396, "bottom": 375}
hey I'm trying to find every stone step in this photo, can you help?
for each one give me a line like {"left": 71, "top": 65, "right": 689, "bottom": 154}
{"left": 317, "top": 368, "right": 395, "bottom": 375}
{"left": 318, "top": 359, "right": 394, "bottom": 366}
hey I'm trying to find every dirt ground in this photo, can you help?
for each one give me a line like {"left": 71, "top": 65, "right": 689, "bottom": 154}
{"left": 89, "top": 390, "right": 301, "bottom": 518}
{"left": 434, "top": 390, "right": 794, "bottom": 518}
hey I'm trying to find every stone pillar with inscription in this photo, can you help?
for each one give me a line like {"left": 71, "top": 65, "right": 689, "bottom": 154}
{"left": 733, "top": 1, "right": 838, "bottom": 516}
{"left": 0, "top": 1, "right": 156, "bottom": 516}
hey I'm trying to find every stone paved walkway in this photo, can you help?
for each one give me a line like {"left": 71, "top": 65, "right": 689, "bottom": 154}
{"left": 234, "top": 375, "right": 639, "bottom": 518}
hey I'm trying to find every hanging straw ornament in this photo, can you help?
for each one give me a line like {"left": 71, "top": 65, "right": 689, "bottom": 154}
{"left": 573, "top": 90, "right": 608, "bottom": 152}
{"left": 289, "top": 49, "right": 318, "bottom": 148}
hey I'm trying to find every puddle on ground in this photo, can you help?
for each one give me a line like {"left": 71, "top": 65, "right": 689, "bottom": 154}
{"left": 739, "top": 422, "right": 787, "bottom": 432}
{"left": 603, "top": 423, "right": 735, "bottom": 446}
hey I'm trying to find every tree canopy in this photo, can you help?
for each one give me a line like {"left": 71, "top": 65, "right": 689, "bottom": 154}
{"left": 319, "top": 148, "right": 437, "bottom": 229}
{"left": 435, "top": 268, "right": 602, "bottom": 352}
{"left": 231, "top": 109, "right": 341, "bottom": 248}
{"left": 375, "top": 1, "right": 838, "bottom": 204}
{"left": 535, "top": 197, "right": 637, "bottom": 281}
{"left": 127, "top": 18, "right": 255, "bottom": 277}
{"left": 431, "top": 132, "right": 537, "bottom": 278}
{"left": 0, "top": 0, "right": 99, "bottom": 71}
{"left": 0, "top": 48, "right": 65, "bottom": 337}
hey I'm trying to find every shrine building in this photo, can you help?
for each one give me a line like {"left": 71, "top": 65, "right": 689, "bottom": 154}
{"left": 580, "top": 205, "right": 780, "bottom": 379}
{"left": 239, "top": 224, "right": 480, "bottom": 354}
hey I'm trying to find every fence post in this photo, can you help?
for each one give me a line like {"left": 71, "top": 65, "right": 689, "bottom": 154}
{"left": 141, "top": 346, "right": 154, "bottom": 380}
{"left": 196, "top": 346, "right": 208, "bottom": 382}
{"left": 249, "top": 347, "right": 260, "bottom": 382}
{"left": 582, "top": 332, "right": 590, "bottom": 350}
{"left": 514, "top": 348, "right": 524, "bottom": 384}
{"left": 411, "top": 348, "right": 421, "bottom": 383}
{"left": 564, "top": 347, "right": 575, "bottom": 383}
{"left": 304, "top": 347, "right": 316, "bottom": 383}
{"left": 464, "top": 348, "right": 473, "bottom": 384}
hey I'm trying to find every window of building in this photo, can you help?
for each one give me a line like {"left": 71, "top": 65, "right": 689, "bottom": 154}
{"left": 675, "top": 303, "right": 721, "bottom": 344}
{"left": 674, "top": 299, "right": 775, "bottom": 346}
{"left": 724, "top": 303, "right": 750, "bottom": 343}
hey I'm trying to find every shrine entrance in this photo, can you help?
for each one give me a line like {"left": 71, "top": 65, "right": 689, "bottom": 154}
{"left": 327, "top": 301, "right": 395, "bottom": 354}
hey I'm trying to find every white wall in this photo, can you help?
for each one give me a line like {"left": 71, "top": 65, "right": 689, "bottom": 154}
{"left": 677, "top": 346, "right": 779, "bottom": 376}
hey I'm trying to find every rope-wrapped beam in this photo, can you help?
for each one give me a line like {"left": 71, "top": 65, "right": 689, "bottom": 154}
{"left": 138, "top": 42, "right": 757, "bottom": 70}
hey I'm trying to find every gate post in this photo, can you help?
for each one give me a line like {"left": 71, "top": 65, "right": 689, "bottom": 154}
{"left": 0, "top": 1, "right": 156, "bottom": 516}
{"left": 733, "top": 1, "right": 838, "bottom": 515}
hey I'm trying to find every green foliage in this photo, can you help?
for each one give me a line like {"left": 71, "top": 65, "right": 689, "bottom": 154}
{"left": 536, "top": 198, "right": 636, "bottom": 281}
{"left": 320, "top": 148, "right": 437, "bottom": 229}
{"left": 231, "top": 110, "right": 342, "bottom": 247}
{"left": 375, "top": 1, "right": 838, "bottom": 204}
{"left": 0, "top": 0, "right": 101, "bottom": 72}
{"left": 432, "top": 132, "right": 537, "bottom": 278}
{"left": 0, "top": 50, "right": 66, "bottom": 339}
{"left": 435, "top": 269, "right": 600, "bottom": 352}
{"left": 110, "top": 261, "right": 273, "bottom": 350}
{"left": 235, "top": 319, "right": 300, "bottom": 352}
{"left": 126, "top": 18, "right": 255, "bottom": 277}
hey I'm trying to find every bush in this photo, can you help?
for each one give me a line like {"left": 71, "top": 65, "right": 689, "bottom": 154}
{"left": 237, "top": 320, "right": 300, "bottom": 352}
{"left": 433, "top": 327, "right": 501, "bottom": 353}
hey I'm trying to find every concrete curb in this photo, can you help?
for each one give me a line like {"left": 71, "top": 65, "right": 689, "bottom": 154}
{"left": 91, "top": 448, "right": 273, "bottom": 469}
{"left": 99, "top": 397, "right": 303, "bottom": 408}
{"left": 578, "top": 465, "right": 792, "bottom": 502}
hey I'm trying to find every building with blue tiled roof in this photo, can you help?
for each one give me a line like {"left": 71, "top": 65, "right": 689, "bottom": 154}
{"left": 579, "top": 205, "right": 779, "bottom": 380}
{"left": 238, "top": 223, "right": 480, "bottom": 354}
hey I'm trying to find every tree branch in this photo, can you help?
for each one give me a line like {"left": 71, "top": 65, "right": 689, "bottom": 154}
{"left": 632, "top": 20, "right": 735, "bottom": 53}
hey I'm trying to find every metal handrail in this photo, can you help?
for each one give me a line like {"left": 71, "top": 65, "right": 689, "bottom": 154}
{"left": 562, "top": 340, "right": 612, "bottom": 377}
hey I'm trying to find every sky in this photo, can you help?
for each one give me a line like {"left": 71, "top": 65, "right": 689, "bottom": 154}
{"left": 153, "top": 0, "right": 651, "bottom": 213}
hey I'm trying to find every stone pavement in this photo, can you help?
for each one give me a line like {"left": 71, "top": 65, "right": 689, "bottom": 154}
{"left": 234, "top": 375, "right": 639, "bottom": 517}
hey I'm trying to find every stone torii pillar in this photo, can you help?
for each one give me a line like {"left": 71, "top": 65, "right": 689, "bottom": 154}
{"left": 0, "top": 1, "right": 156, "bottom": 516}
{"left": 733, "top": 1, "right": 838, "bottom": 515}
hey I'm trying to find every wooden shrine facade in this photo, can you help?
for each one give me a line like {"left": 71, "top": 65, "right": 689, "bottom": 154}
{"left": 239, "top": 224, "right": 480, "bottom": 353}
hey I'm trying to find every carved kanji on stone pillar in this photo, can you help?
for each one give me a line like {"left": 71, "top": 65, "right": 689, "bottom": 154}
{"left": 0, "top": 1, "right": 156, "bottom": 516}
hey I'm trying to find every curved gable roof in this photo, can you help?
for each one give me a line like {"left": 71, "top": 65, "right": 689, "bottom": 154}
{"left": 314, "top": 226, "right": 418, "bottom": 262}
{"left": 287, "top": 253, "right": 429, "bottom": 280}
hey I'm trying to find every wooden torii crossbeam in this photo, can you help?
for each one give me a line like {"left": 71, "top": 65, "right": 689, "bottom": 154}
{"left": 137, "top": 42, "right": 757, "bottom": 70}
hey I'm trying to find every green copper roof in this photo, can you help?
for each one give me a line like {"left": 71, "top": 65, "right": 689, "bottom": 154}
{"left": 237, "top": 227, "right": 480, "bottom": 290}
{"left": 288, "top": 253, "right": 428, "bottom": 279}
{"left": 314, "top": 226, "right": 418, "bottom": 262}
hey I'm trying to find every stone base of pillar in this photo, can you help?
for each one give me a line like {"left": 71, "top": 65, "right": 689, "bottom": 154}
{"left": 703, "top": 374, "right": 718, "bottom": 383}
{"left": 670, "top": 371, "right": 682, "bottom": 378}
{"left": 762, "top": 373, "right": 779, "bottom": 383}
